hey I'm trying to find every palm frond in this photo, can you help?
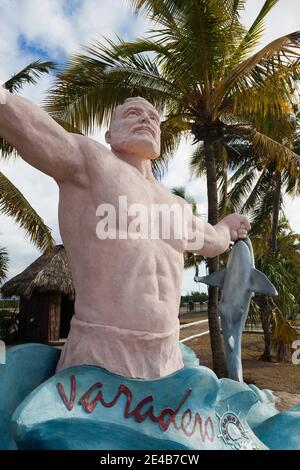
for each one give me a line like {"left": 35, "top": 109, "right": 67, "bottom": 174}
{"left": 150, "top": 114, "right": 191, "bottom": 179}
{"left": 249, "top": 186, "right": 274, "bottom": 236}
{"left": 214, "top": 141, "right": 230, "bottom": 216}
{"left": 0, "top": 172, "right": 55, "bottom": 253}
{"left": 136, "top": 0, "right": 229, "bottom": 91}
{"left": 0, "top": 139, "right": 16, "bottom": 160}
{"left": 219, "top": 0, "right": 247, "bottom": 78}
{"left": 4, "top": 60, "right": 56, "bottom": 93}
{"left": 44, "top": 38, "right": 180, "bottom": 134}
{"left": 184, "top": 251, "right": 204, "bottom": 272}
{"left": 252, "top": 130, "right": 299, "bottom": 174}
{"left": 243, "top": 169, "right": 274, "bottom": 214}
{"left": 231, "top": 78, "right": 295, "bottom": 124}
{"left": 0, "top": 61, "right": 56, "bottom": 159}
{"left": 227, "top": 165, "right": 258, "bottom": 212}
{"left": 213, "top": 31, "right": 300, "bottom": 112}
{"left": 189, "top": 143, "right": 206, "bottom": 179}
{"left": 236, "top": 0, "right": 280, "bottom": 58}
{"left": 129, "top": 0, "right": 183, "bottom": 28}
{"left": 160, "top": 114, "right": 190, "bottom": 158}
{"left": 171, "top": 186, "right": 197, "bottom": 214}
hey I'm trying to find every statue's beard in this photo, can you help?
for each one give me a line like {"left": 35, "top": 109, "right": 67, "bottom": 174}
{"left": 112, "top": 136, "right": 160, "bottom": 160}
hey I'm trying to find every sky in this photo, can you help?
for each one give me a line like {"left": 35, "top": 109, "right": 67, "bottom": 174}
{"left": 0, "top": 0, "right": 299, "bottom": 295}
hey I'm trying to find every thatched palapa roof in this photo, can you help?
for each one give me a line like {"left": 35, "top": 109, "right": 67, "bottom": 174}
{"left": 1, "top": 245, "right": 75, "bottom": 300}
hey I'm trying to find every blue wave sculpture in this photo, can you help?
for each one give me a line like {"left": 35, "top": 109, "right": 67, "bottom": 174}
{"left": 0, "top": 341, "right": 299, "bottom": 450}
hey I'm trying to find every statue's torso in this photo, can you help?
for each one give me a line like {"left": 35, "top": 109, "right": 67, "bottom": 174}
{"left": 57, "top": 140, "right": 185, "bottom": 334}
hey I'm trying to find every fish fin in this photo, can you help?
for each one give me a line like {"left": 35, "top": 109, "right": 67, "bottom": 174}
{"left": 228, "top": 336, "right": 235, "bottom": 351}
{"left": 250, "top": 269, "right": 278, "bottom": 296}
{"left": 195, "top": 268, "right": 226, "bottom": 288}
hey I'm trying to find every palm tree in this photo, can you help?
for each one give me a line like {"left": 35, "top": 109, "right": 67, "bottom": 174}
{"left": 44, "top": 0, "right": 300, "bottom": 376}
{"left": 221, "top": 112, "right": 300, "bottom": 359}
{"left": 224, "top": 111, "right": 300, "bottom": 241}
{"left": 0, "top": 247, "right": 8, "bottom": 282}
{"left": 0, "top": 61, "right": 56, "bottom": 252}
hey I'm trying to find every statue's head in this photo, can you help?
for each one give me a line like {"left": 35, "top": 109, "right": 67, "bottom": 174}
{"left": 105, "top": 97, "right": 161, "bottom": 160}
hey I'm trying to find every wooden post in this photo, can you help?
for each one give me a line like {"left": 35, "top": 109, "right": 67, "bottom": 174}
{"left": 48, "top": 293, "right": 61, "bottom": 342}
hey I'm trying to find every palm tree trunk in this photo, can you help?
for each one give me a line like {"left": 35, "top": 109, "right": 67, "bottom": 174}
{"left": 270, "top": 172, "right": 282, "bottom": 252}
{"left": 257, "top": 295, "right": 272, "bottom": 362}
{"left": 203, "top": 139, "right": 227, "bottom": 377}
{"left": 195, "top": 260, "right": 199, "bottom": 278}
{"left": 260, "top": 172, "right": 282, "bottom": 361}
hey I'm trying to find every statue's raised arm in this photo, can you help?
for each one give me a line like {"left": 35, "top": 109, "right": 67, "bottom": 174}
{"left": 0, "top": 86, "right": 84, "bottom": 183}
{"left": 184, "top": 211, "right": 251, "bottom": 257}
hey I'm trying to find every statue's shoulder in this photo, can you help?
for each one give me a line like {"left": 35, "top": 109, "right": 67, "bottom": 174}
{"left": 70, "top": 133, "right": 110, "bottom": 157}
{"left": 68, "top": 134, "right": 115, "bottom": 178}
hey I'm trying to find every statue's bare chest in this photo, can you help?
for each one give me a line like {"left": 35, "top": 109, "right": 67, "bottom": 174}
{"left": 59, "top": 151, "right": 187, "bottom": 253}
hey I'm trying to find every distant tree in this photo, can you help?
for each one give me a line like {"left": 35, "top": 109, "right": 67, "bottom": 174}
{"left": 181, "top": 291, "right": 208, "bottom": 304}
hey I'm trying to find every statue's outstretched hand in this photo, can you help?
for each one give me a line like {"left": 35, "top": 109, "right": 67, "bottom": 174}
{"left": 218, "top": 213, "right": 251, "bottom": 241}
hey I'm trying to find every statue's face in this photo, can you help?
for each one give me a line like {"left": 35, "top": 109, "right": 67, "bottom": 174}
{"left": 106, "top": 99, "right": 161, "bottom": 160}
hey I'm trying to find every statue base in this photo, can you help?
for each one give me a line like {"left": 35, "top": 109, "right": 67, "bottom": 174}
{"left": 0, "top": 344, "right": 299, "bottom": 450}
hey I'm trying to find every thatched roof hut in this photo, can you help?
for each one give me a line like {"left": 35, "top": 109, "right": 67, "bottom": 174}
{"left": 1, "top": 245, "right": 75, "bottom": 344}
{"left": 1, "top": 245, "right": 75, "bottom": 300}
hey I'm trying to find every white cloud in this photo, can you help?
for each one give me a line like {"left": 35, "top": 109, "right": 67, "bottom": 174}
{"left": 0, "top": 0, "right": 149, "bottom": 65}
{"left": 162, "top": 138, "right": 208, "bottom": 217}
{"left": 73, "top": 0, "right": 148, "bottom": 49}
{"left": 17, "top": 0, "right": 77, "bottom": 56}
{"left": 162, "top": 140, "right": 193, "bottom": 189}
{"left": 284, "top": 195, "right": 300, "bottom": 234}
{"left": 242, "top": 0, "right": 299, "bottom": 47}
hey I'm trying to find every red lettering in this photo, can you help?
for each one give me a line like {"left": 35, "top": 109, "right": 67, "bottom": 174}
{"left": 180, "top": 409, "right": 192, "bottom": 433}
{"left": 159, "top": 389, "right": 192, "bottom": 431}
{"left": 79, "top": 382, "right": 103, "bottom": 413}
{"left": 178, "top": 411, "right": 215, "bottom": 444}
{"left": 56, "top": 375, "right": 215, "bottom": 444}
{"left": 203, "top": 417, "right": 215, "bottom": 442}
{"left": 56, "top": 375, "right": 76, "bottom": 411}
{"left": 101, "top": 383, "right": 132, "bottom": 416}
{"left": 130, "top": 395, "right": 160, "bottom": 424}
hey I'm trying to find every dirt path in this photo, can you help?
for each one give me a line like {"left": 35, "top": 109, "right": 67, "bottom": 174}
{"left": 274, "top": 391, "right": 300, "bottom": 411}
{"left": 180, "top": 316, "right": 209, "bottom": 341}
